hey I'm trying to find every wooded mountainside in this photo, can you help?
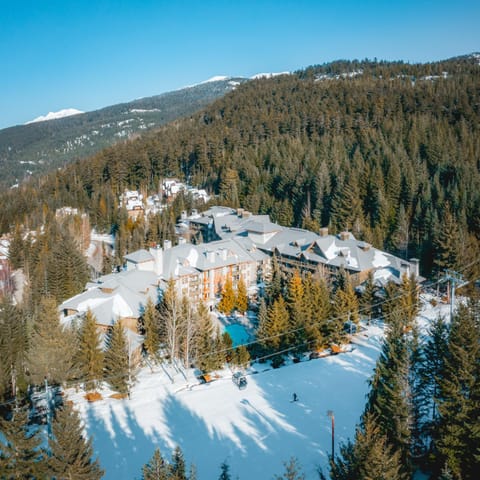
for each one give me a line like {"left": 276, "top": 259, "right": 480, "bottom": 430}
{"left": 0, "top": 78, "right": 247, "bottom": 189}
{"left": 1, "top": 55, "right": 479, "bottom": 278}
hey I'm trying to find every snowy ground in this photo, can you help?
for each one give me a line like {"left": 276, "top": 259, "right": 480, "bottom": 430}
{"left": 67, "top": 296, "right": 451, "bottom": 479}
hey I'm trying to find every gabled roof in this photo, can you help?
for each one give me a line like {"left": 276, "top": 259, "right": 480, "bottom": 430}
{"left": 124, "top": 249, "right": 154, "bottom": 264}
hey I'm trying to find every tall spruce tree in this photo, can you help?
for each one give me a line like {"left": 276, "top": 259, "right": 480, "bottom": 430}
{"left": 47, "top": 403, "right": 104, "bottom": 480}
{"left": 104, "top": 321, "right": 131, "bottom": 395}
{"left": 235, "top": 277, "right": 248, "bottom": 313}
{"left": 143, "top": 297, "right": 161, "bottom": 360}
{"left": 76, "top": 309, "right": 104, "bottom": 392}
{"left": 27, "top": 296, "right": 78, "bottom": 386}
{"left": 0, "top": 409, "right": 45, "bottom": 479}
{"left": 363, "top": 311, "right": 412, "bottom": 476}
{"left": 434, "top": 303, "right": 480, "bottom": 479}
{"left": 142, "top": 448, "right": 169, "bottom": 480}
{"left": 326, "top": 413, "right": 407, "bottom": 480}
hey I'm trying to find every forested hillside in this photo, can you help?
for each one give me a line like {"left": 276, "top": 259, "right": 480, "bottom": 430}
{"left": 1, "top": 55, "right": 479, "bottom": 278}
{"left": 0, "top": 77, "right": 247, "bottom": 189}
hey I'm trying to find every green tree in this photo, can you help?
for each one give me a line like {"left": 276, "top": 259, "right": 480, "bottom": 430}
{"left": 143, "top": 297, "right": 161, "bottom": 360}
{"left": 104, "top": 321, "right": 131, "bottom": 395}
{"left": 76, "top": 309, "right": 104, "bottom": 392}
{"left": 274, "top": 457, "right": 305, "bottom": 480}
{"left": 169, "top": 445, "right": 187, "bottom": 480}
{"left": 27, "top": 296, "right": 78, "bottom": 386}
{"left": 0, "top": 409, "right": 45, "bottom": 479}
{"left": 47, "top": 403, "right": 104, "bottom": 480}
{"left": 433, "top": 205, "right": 462, "bottom": 273}
{"left": 218, "top": 461, "right": 232, "bottom": 480}
{"left": 142, "top": 448, "right": 168, "bottom": 480}
{"left": 435, "top": 303, "right": 480, "bottom": 480}
{"left": 0, "top": 299, "right": 27, "bottom": 402}
{"left": 326, "top": 413, "right": 407, "bottom": 480}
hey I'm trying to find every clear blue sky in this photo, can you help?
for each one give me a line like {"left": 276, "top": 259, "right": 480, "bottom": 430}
{"left": 1, "top": 0, "right": 478, "bottom": 129}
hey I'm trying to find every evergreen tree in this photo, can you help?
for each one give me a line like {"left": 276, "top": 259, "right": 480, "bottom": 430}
{"left": 287, "top": 270, "right": 305, "bottom": 348}
{"left": 218, "top": 276, "right": 235, "bottom": 315}
{"left": 235, "top": 277, "right": 248, "bottom": 313}
{"left": 303, "top": 275, "right": 330, "bottom": 349}
{"left": 218, "top": 461, "right": 231, "bottom": 480}
{"left": 47, "top": 403, "right": 103, "bottom": 480}
{"left": 169, "top": 445, "right": 187, "bottom": 480}
{"left": 233, "top": 345, "right": 250, "bottom": 369}
{"left": 360, "top": 271, "right": 377, "bottom": 322}
{"left": 435, "top": 303, "right": 480, "bottom": 479}
{"left": 363, "top": 312, "right": 412, "bottom": 475}
{"left": 143, "top": 297, "right": 161, "bottom": 360}
{"left": 104, "top": 321, "right": 131, "bottom": 395}
{"left": 327, "top": 413, "right": 406, "bottom": 480}
{"left": 0, "top": 409, "right": 45, "bottom": 479}
{"left": 433, "top": 205, "right": 462, "bottom": 273}
{"left": 262, "top": 297, "right": 290, "bottom": 352}
{"left": 266, "top": 255, "right": 284, "bottom": 304}
{"left": 0, "top": 299, "right": 27, "bottom": 402}
{"left": 76, "top": 309, "right": 104, "bottom": 392}
{"left": 142, "top": 448, "right": 168, "bottom": 480}
{"left": 274, "top": 457, "right": 305, "bottom": 480}
{"left": 27, "top": 296, "right": 78, "bottom": 386}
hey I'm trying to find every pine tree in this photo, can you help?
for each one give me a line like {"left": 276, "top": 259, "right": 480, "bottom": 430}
{"left": 435, "top": 303, "right": 480, "bottom": 480}
{"left": 303, "top": 275, "right": 331, "bottom": 349}
{"left": 27, "top": 296, "right": 78, "bottom": 386}
{"left": 218, "top": 461, "right": 231, "bottom": 480}
{"left": 274, "top": 457, "right": 305, "bottom": 480}
{"left": 0, "top": 299, "right": 27, "bottom": 402}
{"left": 360, "top": 271, "right": 377, "bottom": 322}
{"left": 218, "top": 276, "right": 235, "bottom": 314}
{"left": 195, "top": 303, "right": 220, "bottom": 373}
{"left": 142, "top": 448, "right": 169, "bottom": 480}
{"left": 266, "top": 255, "right": 284, "bottom": 304}
{"left": 262, "top": 297, "right": 290, "bottom": 352}
{"left": 363, "top": 312, "right": 412, "bottom": 475}
{"left": 233, "top": 345, "right": 251, "bottom": 369}
{"left": 104, "top": 321, "right": 131, "bottom": 395}
{"left": 76, "top": 309, "right": 104, "bottom": 392}
{"left": 327, "top": 413, "right": 407, "bottom": 480}
{"left": 287, "top": 270, "right": 305, "bottom": 348}
{"left": 143, "top": 297, "right": 161, "bottom": 360}
{"left": 47, "top": 403, "right": 104, "bottom": 480}
{"left": 235, "top": 277, "right": 248, "bottom": 313}
{"left": 433, "top": 205, "right": 462, "bottom": 273}
{"left": 0, "top": 409, "right": 45, "bottom": 479}
{"left": 169, "top": 445, "right": 187, "bottom": 480}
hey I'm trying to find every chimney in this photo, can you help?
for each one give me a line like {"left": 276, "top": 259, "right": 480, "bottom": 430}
{"left": 149, "top": 245, "right": 163, "bottom": 276}
{"left": 243, "top": 211, "right": 252, "bottom": 218}
{"left": 180, "top": 210, "right": 187, "bottom": 220}
{"left": 178, "top": 237, "right": 187, "bottom": 245}
{"left": 163, "top": 239, "right": 172, "bottom": 250}
{"left": 409, "top": 258, "right": 420, "bottom": 277}
{"left": 219, "top": 248, "right": 228, "bottom": 261}
{"left": 206, "top": 251, "right": 216, "bottom": 263}
{"left": 319, "top": 227, "right": 329, "bottom": 237}
{"left": 237, "top": 208, "right": 244, "bottom": 217}
{"left": 339, "top": 231, "right": 350, "bottom": 241}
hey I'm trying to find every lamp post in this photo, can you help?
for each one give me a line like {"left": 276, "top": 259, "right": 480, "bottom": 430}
{"left": 327, "top": 410, "right": 335, "bottom": 462}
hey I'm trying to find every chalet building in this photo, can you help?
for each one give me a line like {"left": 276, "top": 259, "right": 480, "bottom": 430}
{"left": 120, "top": 190, "right": 145, "bottom": 220}
{"left": 60, "top": 205, "right": 419, "bottom": 355}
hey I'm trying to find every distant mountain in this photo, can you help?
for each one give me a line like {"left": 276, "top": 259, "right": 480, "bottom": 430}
{"left": 0, "top": 77, "right": 248, "bottom": 190}
{"left": 25, "top": 108, "right": 85, "bottom": 124}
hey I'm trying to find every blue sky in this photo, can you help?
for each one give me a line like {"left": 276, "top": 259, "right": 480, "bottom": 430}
{"left": 1, "top": 0, "right": 479, "bottom": 129}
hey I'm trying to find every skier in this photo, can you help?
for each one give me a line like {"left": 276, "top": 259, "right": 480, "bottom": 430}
{"left": 292, "top": 392, "right": 298, "bottom": 402}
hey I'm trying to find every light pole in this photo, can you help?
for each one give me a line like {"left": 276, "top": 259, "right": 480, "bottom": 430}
{"left": 327, "top": 410, "right": 335, "bottom": 462}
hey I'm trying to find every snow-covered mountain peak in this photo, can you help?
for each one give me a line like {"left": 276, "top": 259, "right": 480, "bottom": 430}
{"left": 200, "top": 75, "right": 231, "bottom": 84}
{"left": 25, "top": 108, "right": 84, "bottom": 124}
{"left": 250, "top": 71, "right": 290, "bottom": 79}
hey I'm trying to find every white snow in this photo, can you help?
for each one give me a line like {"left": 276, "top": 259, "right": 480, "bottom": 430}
{"left": 66, "top": 296, "right": 450, "bottom": 479}
{"left": 372, "top": 250, "right": 390, "bottom": 268}
{"left": 25, "top": 108, "right": 84, "bottom": 124}
{"left": 68, "top": 326, "right": 382, "bottom": 479}
{"left": 200, "top": 75, "right": 231, "bottom": 83}
{"left": 250, "top": 72, "right": 290, "bottom": 79}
